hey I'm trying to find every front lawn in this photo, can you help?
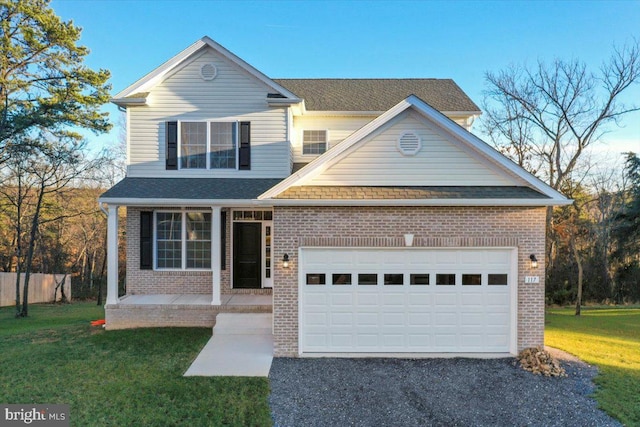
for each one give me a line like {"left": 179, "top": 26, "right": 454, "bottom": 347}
{"left": 0, "top": 303, "right": 271, "bottom": 426}
{"left": 546, "top": 306, "right": 640, "bottom": 426}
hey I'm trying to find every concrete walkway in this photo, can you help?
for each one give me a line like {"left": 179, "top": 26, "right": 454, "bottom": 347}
{"left": 184, "top": 313, "right": 273, "bottom": 377}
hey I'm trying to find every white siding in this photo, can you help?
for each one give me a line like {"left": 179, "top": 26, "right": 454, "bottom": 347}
{"left": 291, "top": 114, "right": 474, "bottom": 165}
{"left": 304, "top": 111, "right": 518, "bottom": 186}
{"left": 127, "top": 47, "right": 290, "bottom": 178}
{"left": 291, "top": 115, "right": 375, "bottom": 163}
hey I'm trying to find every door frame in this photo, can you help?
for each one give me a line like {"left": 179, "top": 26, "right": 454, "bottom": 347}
{"left": 230, "top": 209, "right": 274, "bottom": 289}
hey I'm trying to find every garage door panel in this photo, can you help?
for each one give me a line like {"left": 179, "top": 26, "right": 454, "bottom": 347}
{"left": 434, "top": 312, "right": 457, "bottom": 326}
{"left": 330, "top": 294, "right": 353, "bottom": 306}
{"left": 382, "top": 312, "right": 405, "bottom": 325}
{"left": 434, "top": 293, "right": 457, "bottom": 305}
{"left": 356, "top": 312, "right": 378, "bottom": 326}
{"left": 331, "top": 312, "right": 353, "bottom": 326}
{"left": 408, "top": 312, "right": 431, "bottom": 326}
{"left": 304, "top": 293, "right": 328, "bottom": 306}
{"left": 305, "top": 312, "right": 328, "bottom": 326}
{"left": 357, "top": 334, "right": 379, "bottom": 347}
{"left": 407, "top": 293, "right": 432, "bottom": 306}
{"left": 300, "top": 248, "right": 514, "bottom": 354}
{"left": 435, "top": 251, "right": 458, "bottom": 265}
{"left": 381, "top": 293, "right": 405, "bottom": 306}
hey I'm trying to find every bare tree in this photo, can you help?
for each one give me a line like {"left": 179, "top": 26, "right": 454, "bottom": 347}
{"left": 481, "top": 40, "right": 640, "bottom": 314}
{"left": 482, "top": 40, "right": 639, "bottom": 191}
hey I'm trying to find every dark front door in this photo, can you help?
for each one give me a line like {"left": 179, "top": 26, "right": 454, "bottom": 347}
{"left": 233, "top": 222, "right": 262, "bottom": 289}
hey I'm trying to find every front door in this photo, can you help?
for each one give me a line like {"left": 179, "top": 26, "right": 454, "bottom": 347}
{"left": 233, "top": 222, "right": 262, "bottom": 288}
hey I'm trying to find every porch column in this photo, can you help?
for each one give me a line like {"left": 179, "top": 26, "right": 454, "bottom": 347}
{"left": 211, "top": 206, "right": 222, "bottom": 305}
{"left": 106, "top": 204, "right": 119, "bottom": 305}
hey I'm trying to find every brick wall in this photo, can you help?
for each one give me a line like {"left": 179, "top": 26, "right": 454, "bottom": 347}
{"left": 125, "top": 207, "right": 271, "bottom": 296}
{"left": 272, "top": 206, "right": 547, "bottom": 357}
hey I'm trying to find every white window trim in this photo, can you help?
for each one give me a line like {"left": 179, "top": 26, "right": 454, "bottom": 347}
{"left": 177, "top": 121, "right": 239, "bottom": 170}
{"left": 301, "top": 129, "right": 329, "bottom": 156}
{"left": 154, "top": 209, "right": 213, "bottom": 271}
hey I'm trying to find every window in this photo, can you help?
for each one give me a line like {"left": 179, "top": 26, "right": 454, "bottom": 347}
{"left": 488, "top": 274, "right": 508, "bottom": 286}
{"left": 156, "top": 213, "right": 182, "bottom": 269}
{"left": 358, "top": 274, "right": 378, "bottom": 285}
{"left": 180, "top": 122, "right": 207, "bottom": 169}
{"left": 306, "top": 274, "right": 326, "bottom": 285}
{"left": 210, "top": 122, "right": 236, "bottom": 169}
{"left": 384, "top": 274, "right": 404, "bottom": 285}
{"left": 180, "top": 121, "right": 237, "bottom": 169}
{"left": 410, "top": 274, "right": 430, "bottom": 285}
{"left": 462, "top": 274, "right": 482, "bottom": 286}
{"left": 156, "top": 211, "right": 211, "bottom": 270}
{"left": 303, "top": 130, "right": 327, "bottom": 155}
{"left": 436, "top": 274, "right": 456, "bottom": 285}
{"left": 332, "top": 274, "right": 352, "bottom": 285}
{"left": 186, "top": 212, "right": 212, "bottom": 269}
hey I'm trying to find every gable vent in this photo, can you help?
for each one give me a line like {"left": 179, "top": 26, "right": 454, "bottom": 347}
{"left": 200, "top": 63, "right": 218, "bottom": 81}
{"left": 397, "top": 132, "right": 421, "bottom": 156}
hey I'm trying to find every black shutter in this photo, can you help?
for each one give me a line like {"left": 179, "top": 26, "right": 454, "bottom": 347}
{"left": 140, "top": 211, "right": 153, "bottom": 270}
{"left": 166, "top": 121, "right": 178, "bottom": 170}
{"left": 239, "top": 121, "right": 251, "bottom": 170}
{"left": 220, "top": 210, "right": 227, "bottom": 270}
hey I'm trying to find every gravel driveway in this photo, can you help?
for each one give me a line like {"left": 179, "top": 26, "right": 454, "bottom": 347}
{"left": 269, "top": 353, "right": 620, "bottom": 427}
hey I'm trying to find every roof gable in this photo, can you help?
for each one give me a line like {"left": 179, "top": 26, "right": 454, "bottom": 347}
{"left": 260, "top": 95, "right": 571, "bottom": 205}
{"left": 303, "top": 109, "right": 516, "bottom": 187}
{"left": 112, "top": 36, "right": 300, "bottom": 105}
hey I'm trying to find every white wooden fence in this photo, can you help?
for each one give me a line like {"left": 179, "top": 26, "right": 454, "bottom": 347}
{"left": 0, "top": 273, "right": 71, "bottom": 307}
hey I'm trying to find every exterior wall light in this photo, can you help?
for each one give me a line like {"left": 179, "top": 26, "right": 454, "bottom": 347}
{"left": 283, "top": 253, "right": 290, "bottom": 269}
{"left": 529, "top": 254, "right": 538, "bottom": 269}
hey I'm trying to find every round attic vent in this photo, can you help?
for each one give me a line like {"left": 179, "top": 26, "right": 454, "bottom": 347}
{"left": 397, "top": 132, "right": 421, "bottom": 156}
{"left": 200, "top": 63, "right": 217, "bottom": 81}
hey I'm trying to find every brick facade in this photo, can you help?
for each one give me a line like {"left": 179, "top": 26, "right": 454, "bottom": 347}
{"left": 272, "top": 206, "right": 547, "bottom": 357}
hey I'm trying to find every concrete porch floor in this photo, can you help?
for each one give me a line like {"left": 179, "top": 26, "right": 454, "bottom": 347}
{"left": 117, "top": 293, "right": 272, "bottom": 307}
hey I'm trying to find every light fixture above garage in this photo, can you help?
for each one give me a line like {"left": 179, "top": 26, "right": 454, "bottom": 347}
{"left": 529, "top": 254, "right": 538, "bottom": 269}
{"left": 283, "top": 254, "right": 290, "bottom": 268}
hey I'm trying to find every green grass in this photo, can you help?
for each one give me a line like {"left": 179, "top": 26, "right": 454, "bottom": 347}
{"left": 0, "top": 303, "right": 271, "bottom": 426}
{"left": 546, "top": 306, "right": 640, "bottom": 426}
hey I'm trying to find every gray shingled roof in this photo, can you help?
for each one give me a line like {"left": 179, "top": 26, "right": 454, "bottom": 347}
{"left": 274, "top": 186, "right": 549, "bottom": 200}
{"left": 100, "top": 177, "right": 284, "bottom": 200}
{"left": 273, "top": 79, "right": 481, "bottom": 112}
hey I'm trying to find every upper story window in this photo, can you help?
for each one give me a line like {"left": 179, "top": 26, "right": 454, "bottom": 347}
{"left": 180, "top": 121, "right": 237, "bottom": 169}
{"left": 302, "top": 130, "right": 328, "bottom": 155}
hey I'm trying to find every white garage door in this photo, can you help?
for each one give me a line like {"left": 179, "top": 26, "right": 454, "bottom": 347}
{"left": 299, "top": 248, "right": 516, "bottom": 354}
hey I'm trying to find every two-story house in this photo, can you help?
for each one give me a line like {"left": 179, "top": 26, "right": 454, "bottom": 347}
{"left": 99, "top": 36, "right": 570, "bottom": 357}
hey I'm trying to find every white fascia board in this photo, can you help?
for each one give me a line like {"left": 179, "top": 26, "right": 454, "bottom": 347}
{"left": 110, "top": 97, "right": 147, "bottom": 106}
{"left": 268, "top": 198, "right": 573, "bottom": 207}
{"left": 267, "top": 98, "right": 302, "bottom": 107}
{"left": 98, "top": 197, "right": 273, "bottom": 207}
{"left": 113, "top": 36, "right": 300, "bottom": 102}
{"left": 258, "top": 99, "right": 415, "bottom": 199}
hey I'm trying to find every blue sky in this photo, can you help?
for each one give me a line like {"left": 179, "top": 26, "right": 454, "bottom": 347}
{"left": 51, "top": 0, "right": 640, "bottom": 157}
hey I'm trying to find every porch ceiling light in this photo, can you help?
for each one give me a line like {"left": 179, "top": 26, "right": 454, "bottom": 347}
{"left": 529, "top": 254, "right": 538, "bottom": 269}
{"left": 283, "top": 253, "right": 290, "bottom": 269}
